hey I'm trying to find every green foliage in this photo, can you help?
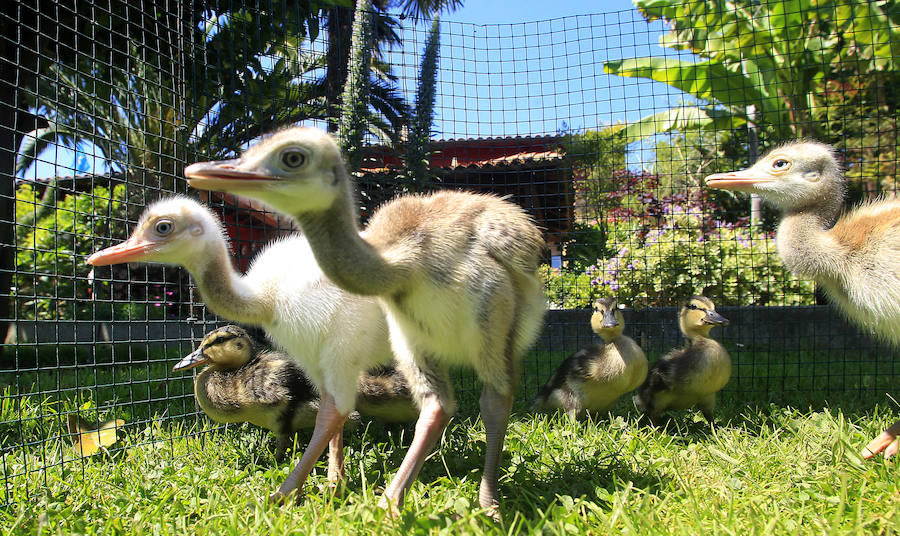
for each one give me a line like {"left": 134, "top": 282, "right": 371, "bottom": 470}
{"left": 339, "top": 0, "right": 375, "bottom": 171}
{"left": 560, "top": 221, "right": 614, "bottom": 272}
{"left": 586, "top": 211, "right": 815, "bottom": 308}
{"left": 16, "top": 1, "right": 414, "bottom": 183}
{"left": 608, "top": 0, "right": 900, "bottom": 142}
{"left": 14, "top": 184, "right": 129, "bottom": 320}
{"left": 405, "top": 18, "right": 441, "bottom": 191}
{"left": 539, "top": 265, "right": 598, "bottom": 310}
{"left": 561, "top": 126, "right": 628, "bottom": 221}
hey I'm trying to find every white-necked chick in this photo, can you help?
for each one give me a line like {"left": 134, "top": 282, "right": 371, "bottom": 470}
{"left": 532, "top": 297, "right": 647, "bottom": 418}
{"left": 706, "top": 141, "right": 900, "bottom": 457}
{"left": 634, "top": 296, "right": 730, "bottom": 425}
{"left": 174, "top": 325, "right": 320, "bottom": 462}
{"left": 87, "top": 196, "right": 395, "bottom": 485}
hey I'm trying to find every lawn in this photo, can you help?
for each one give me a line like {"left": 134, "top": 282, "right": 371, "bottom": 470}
{"left": 1, "top": 386, "right": 899, "bottom": 535}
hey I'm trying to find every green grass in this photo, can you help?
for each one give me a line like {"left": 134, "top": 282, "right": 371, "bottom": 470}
{"left": 1, "top": 393, "right": 899, "bottom": 534}
{"left": 2, "top": 344, "right": 899, "bottom": 534}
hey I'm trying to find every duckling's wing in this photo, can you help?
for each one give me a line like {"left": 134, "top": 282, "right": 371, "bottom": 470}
{"left": 532, "top": 346, "right": 598, "bottom": 403}
{"left": 643, "top": 350, "right": 680, "bottom": 392}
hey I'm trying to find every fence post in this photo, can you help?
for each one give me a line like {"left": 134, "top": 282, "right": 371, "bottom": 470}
{"left": 747, "top": 104, "right": 761, "bottom": 228}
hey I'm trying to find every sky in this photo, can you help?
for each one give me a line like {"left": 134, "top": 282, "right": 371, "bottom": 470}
{"left": 447, "top": 0, "right": 642, "bottom": 25}
{"left": 21, "top": 0, "right": 681, "bottom": 179}
{"left": 388, "top": 0, "right": 681, "bottom": 156}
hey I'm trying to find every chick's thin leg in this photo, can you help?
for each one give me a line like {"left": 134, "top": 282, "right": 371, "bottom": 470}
{"left": 270, "top": 391, "right": 347, "bottom": 504}
{"left": 861, "top": 419, "right": 900, "bottom": 459}
{"left": 326, "top": 431, "right": 345, "bottom": 484}
{"left": 377, "top": 395, "right": 449, "bottom": 513}
{"left": 478, "top": 384, "right": 513, "bottom": 517}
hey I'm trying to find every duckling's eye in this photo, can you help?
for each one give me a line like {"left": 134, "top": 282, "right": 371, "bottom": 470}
{"left": 155, "top": 219, "right": 174, "bottom": 235}
{"left": 235, "top": 342, "right": 243, "bottom": 349}
{"left": 281, "top": 150, "right": 306, "bottom": 169}
{"left": 772, "top": 159, "right": 791, "bottom": 171}
{"left": 685, "top": 303, "right": 700, "bottom": 311}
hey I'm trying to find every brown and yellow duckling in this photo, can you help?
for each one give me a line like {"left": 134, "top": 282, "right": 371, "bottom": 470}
{"left": 174, "top": 325, "right": 320, "bottom": 462}
{"left": 175, "top": 325, "right": 418, "bottom": 461}
{"left": 634, "top": 296, "right": 730, "bottom": 425}
{"left": 532, "top": 297, "right": 647, "bottom": 419}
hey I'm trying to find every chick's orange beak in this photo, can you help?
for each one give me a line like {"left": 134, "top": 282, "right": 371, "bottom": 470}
{"left": 86, "top": 238, "right": 156, "bottom": 266}
{"left": 705, "top": 170, "right": 772, "bottom": 191}
{"left": 185, "top": 160, "right": 277, "bottom": 192}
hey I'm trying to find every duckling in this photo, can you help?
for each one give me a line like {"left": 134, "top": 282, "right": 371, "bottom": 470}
{"left": 532, "top": 297, "right": 647, "bottom": 418}
{"left": 705, "top": 141, "right": 900, "bottom": 457}
{"left": 356, "top": 367, "right": 420, "bottom": 424}
{"left": 634, "top": 296, "right": 731, "bottom": 425}
{"left": 174, "top": 325, "right": 320, "bottom": 462}
{"left": 176, "top": 326, "right": 419, "bottom": 461}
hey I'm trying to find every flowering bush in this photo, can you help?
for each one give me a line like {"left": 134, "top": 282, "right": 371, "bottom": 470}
{"left": 544, "top": 178, "right": 815, "bottom": 308}
{"left": 586, "top": 208, "right": 815, "bottom": 307}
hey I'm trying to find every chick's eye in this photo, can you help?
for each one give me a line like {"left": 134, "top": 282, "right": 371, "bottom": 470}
{"left": 772, "top": 159, "right": 790, "bottom": 170}
{"left": 281, "top": 150, "right": 306, "bottom": 169}
{"left": 155, "top": 220, "right": 174, "bottom": 235}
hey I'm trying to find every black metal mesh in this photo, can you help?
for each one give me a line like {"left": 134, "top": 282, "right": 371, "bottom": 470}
{"left": 2, "top": 0, "right": 898, "bottom": 505}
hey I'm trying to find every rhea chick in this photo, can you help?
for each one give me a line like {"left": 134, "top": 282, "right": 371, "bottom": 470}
{"left": 185, "top": 127, "right": 546, "bottom": 517}
{"left": 532, "top": 297, "right": 647, "bottom": 418}
{"left": 706, "top": 141, "right": 900, "bottom": 458}
{"left": 634, "top": 296, "right": 730, "bottom": 425}
{"left": 87, "top": 196, "right": 396, "bottom": 486}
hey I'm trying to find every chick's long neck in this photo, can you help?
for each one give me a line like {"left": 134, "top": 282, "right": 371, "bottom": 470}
{"left": 776, "top": 205, "right": 843, "bottom": 281}
{"left": 183, "top": 233, "right": 273, "bottom": 326}
{"left": 293, "top": 187, "right": 408, "bottom": 297}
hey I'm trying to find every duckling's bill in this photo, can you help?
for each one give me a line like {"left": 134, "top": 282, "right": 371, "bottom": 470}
{"left": 173, "top": 347, "right": 210, "bottom": 371}
{"left": 703, "top": 309, "right": 729, "bottom": 325}
{"left": 598, "top": 309, "right": 619, "bottom": 329}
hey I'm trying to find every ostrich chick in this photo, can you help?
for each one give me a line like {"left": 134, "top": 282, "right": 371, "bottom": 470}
{"left": 87, "top": 196, "right": 395, "bottom": 486}
{"left": 185, "top": 127, "right": 547, "bottom": 516}
{"left": 706, "top": 141, "right": 900, "bottom": 457}
{"left": 532, "top": 297, "right": 647, "bottom": 418}
{"left": 634, "top": 296, "right": 730, "bottom": 424}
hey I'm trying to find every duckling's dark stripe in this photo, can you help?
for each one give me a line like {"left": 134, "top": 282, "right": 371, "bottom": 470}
{"left": 201, "top": 332, "right": 242, "bottom": 351}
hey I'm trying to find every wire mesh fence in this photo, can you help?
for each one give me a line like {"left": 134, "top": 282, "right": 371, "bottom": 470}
{"left": 2, "top": 0, "right": 899, "bottom": 506}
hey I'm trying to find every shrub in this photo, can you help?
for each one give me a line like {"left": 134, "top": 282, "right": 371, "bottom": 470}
{"left": 539, "top": 265, "right": 598, "bottom": 310}
{"left": 14, "top": 183, "right": 142, "bottom": 321}
{"left": 585, "top": 208, "right": 815, "bottom": 307}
